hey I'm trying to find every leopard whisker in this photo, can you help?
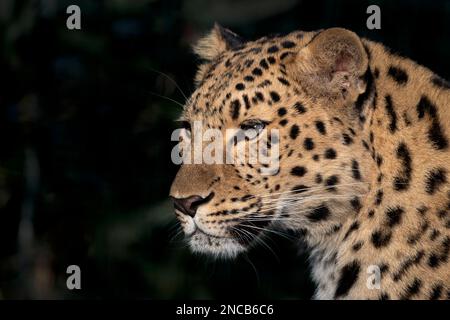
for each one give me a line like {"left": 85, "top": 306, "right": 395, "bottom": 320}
{"left": 149, "top": 91, "right": 185, "bottom": 108}
{"left": 234, "top": 222, "right": 298, "bottom": 241}
{"left": 146, "top": 67, "right": 189, "bottom": 101}
{"left": 257, "top": 193, "right": 366, "bottom": 212}
{"left": 253, "top": 182, "right": 369, "bottom": 199}
{"left": 231, "top": 226, "right": 279, "bottom": 260}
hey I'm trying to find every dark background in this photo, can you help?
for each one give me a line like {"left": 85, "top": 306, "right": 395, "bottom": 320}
{"left": 0, "top": 0, "right": 449, "bottom": 299}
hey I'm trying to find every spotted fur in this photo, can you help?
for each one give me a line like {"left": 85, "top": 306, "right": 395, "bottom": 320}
{"left": 170, "top": 25, "right": 450, "bottom": 299}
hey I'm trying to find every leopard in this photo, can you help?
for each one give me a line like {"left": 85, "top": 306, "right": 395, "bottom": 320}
{"left": 169, "top": 24, "right": 450, "bottom": 300}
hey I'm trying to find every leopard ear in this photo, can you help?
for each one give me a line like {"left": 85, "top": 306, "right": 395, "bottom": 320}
{"left": 193, "top": 23, "right": 243, "bottom": 61}
{"left": 289, "top": 28, "right": 369, "bottom": 99}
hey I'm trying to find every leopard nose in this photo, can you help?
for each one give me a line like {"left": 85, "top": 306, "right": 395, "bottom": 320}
{"left": 171, "top": 193, "right": 214, "bottom": 217}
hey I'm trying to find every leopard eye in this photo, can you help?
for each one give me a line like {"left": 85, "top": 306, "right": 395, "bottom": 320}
{"left": 239, "top": 119, "right": 267, "bottom": 139}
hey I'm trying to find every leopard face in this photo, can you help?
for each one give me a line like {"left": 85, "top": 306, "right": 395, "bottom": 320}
{"left": 170, "top": 26, "right": 372, "bottom": 258}
{"left": 169, "top": 24, "right": 450, "bottom": 300}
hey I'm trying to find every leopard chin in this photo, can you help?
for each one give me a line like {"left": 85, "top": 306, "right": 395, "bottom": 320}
{"left": 186, "top": 215, "right": 275, "bottom": 258}
{"left": 188, "top": 229, "right": 246, "bottom": 259}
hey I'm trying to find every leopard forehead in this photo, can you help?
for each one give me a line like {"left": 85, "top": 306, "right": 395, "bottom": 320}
{"left": 183, "top": 30, "right": 318, "bottom": 123}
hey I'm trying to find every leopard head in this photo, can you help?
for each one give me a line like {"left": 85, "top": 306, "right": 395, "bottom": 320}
{"left": 170, "top": 25, "right": 374, "bottom": 258}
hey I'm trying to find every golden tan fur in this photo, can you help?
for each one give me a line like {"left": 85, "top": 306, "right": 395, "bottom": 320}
{"left": 170, "top": 26, "right": 450, "bottom": 299}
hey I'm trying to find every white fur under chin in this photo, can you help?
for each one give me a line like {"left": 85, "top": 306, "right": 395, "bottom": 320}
{"left": 189, "top": 231, "right": 246, "bottom": 259}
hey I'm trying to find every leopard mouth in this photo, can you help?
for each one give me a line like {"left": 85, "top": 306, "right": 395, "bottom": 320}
{"left": 190, "top": 227, "right": 233, "bottom": 240}
{"left": 176, "top": 206, "right": 276, "bottom": 258}
{"left": 189, "top": 217, "right": 272, "bottom": 257}
{"left": 188, "top": 227, "right": 246, "bottom": 258}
